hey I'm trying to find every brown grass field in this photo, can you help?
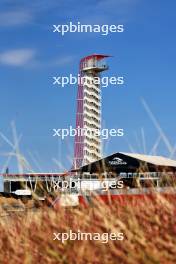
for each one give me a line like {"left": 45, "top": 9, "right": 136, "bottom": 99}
{"left": 0, "top": 193, "right": 176, "bottom": 264}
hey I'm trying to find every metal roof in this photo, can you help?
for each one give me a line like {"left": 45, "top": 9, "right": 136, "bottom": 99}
{"left": 0, "top": 172, "right": 68, "bottom": 177}
{"left": 121, "top": 152, "right": 176, "bottom": 167}
{"left": 80, "top": 54, "right": 110, "bottom": 62}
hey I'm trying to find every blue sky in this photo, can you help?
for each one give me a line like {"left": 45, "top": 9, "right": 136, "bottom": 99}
{"left": 0, "top": 0, "right": 176, "bottom": 172}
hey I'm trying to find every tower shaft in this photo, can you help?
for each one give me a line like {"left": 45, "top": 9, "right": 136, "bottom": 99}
{"left": 74, "top": 54, "right": 109, "bottom": 168}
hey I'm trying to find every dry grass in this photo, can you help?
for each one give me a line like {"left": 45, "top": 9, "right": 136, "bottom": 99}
{"left": 0, "top": 193, "right": 176, "bottom": 264}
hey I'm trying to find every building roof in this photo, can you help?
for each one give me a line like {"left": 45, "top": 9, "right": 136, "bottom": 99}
{"left": 78, "top": 152, "right": 176, "bottom": 173}
{"left": 0, "top": 172, "right": 68, "bottom": 177}
{"left": 80, "top": 54, "right": 110, "bottom": 62}
{"left": 120, "top": 152, "right": 176, "bottom": 167}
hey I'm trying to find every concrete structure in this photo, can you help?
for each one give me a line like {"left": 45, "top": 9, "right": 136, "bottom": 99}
{"left": 73, "top": 54, "right": 110, "bottom": 169}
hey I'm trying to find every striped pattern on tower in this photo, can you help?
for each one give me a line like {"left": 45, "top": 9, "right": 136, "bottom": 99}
{"left": 73, "top": 54, "right": 109, "bottom": 169}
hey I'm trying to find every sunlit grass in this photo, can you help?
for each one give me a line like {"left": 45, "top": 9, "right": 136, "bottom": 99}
{"left": 0, "top": 193, "right": 176, "bottom": 264}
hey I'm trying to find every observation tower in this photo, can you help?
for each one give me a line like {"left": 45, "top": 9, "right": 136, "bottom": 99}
{"left": 73, "top": 54, "right": 110, "bottom": 168}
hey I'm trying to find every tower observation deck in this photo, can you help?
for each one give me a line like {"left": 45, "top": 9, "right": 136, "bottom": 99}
{"left": 73, "top": 54, "right": 110, "bottom": 169}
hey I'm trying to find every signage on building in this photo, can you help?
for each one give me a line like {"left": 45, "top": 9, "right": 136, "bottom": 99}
{"left": 109, "top": 157, "right": 127, "bottom": 166}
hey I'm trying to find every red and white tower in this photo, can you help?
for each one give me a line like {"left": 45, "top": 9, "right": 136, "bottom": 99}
{"left": 73, "top": 54, "right": 109, "bottom": 169}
